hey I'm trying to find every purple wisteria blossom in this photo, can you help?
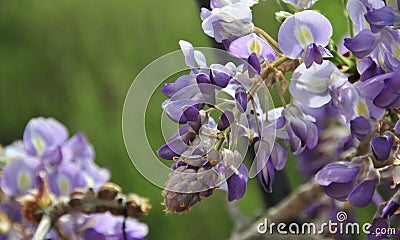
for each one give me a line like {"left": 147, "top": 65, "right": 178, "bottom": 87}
{"left": 281, "top": 105, "right": 318, "bottom": 154}
{"left": 1, "top": 157, "right": 41, "bottom": 196}
{"left": 316, "top": 157, "right": 380, "bottom": 207}
{"left": 1, "top": 117, "right": 110, "bottom": 198}
{"left": 370, "top": 131, "right": 396, "bottom": 162}
{"left": 201, "top": 2, "right": 254, "bottom": 43}
{"left": 289, "top": 61, "right": 347, "bottom": 108}
{"left": 228, "top": 33, "right": 276, "bottom": 60}
{"left": 357, "top": 68, "right": 400, "bottom": 109}
{"left": 23, "top": 117, "right": 68, "bottom": 157}
{"left": 278, "top": 10, "right": 333, "bottom": 68}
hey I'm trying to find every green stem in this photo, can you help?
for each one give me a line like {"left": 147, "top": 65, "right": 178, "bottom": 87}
{"left": 343, "top": 0, "right": 354, "bottom": 38}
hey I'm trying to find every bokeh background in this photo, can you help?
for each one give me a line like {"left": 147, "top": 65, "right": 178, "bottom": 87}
{"left": 0, "top": 0, "right": 371, "bottom": 239}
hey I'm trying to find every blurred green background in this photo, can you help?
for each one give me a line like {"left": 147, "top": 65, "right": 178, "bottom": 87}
{"left": 0, "top": 0, "right": 360, "bottom": 239}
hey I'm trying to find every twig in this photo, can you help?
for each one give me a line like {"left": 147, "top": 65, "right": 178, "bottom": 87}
{"left": 31, "top": 185, "right": 151, "bottom": 240}
{"left": 236, "top": 181, "right": 324, "bottom": 240}
{"left": 254, "top": 27, "right": 279, "bottom": 49}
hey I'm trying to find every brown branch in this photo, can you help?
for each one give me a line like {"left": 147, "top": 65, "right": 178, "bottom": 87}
{"left": 31, "top": 183, "right": 151, "bottom": 240}
{"left": 236, "top": 181, "right": 325, "bottom": 240}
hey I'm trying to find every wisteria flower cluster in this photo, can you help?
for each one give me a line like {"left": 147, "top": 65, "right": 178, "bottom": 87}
{"left": 158, "top": 0, "right": 400, "bottom": 238}
{"left": 0, "top": 117, "right": 150, "bottom": 239}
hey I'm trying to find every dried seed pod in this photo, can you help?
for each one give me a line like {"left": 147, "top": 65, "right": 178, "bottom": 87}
{"left": 69, "top": 189, "right": 85, "bottom": 210}
{"left": 17, "top": 194, "right": 42, "bottom": 223}
{"left": 126, "top": 194, "right": 152, "bottom": 218}
{"left": 98, "top": 182, "right": 121, "bottom": 200}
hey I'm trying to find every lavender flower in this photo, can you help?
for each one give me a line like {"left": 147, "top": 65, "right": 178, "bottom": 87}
{"left": 278, "top": 10, "right": 333, "bottom": 68}
{"left": 357, "top": 67, "right": 400, "bottom": 109}
{"left": 370, "top": 131, "right": 396, "bottom": 162}
{"left": 282, "top": 105, "right": 318, "bottom": 155}
{"left": 228, "top": 33, "right": 276, "bottom": 60}
{"left": 201, "top": 2, "right": 254, "bottom": 43}
{"left": 316, "top": 157, "right": 380, "bottom": 207}
{"left": 350, "top": 116, "right": 373, "bottom": 141}
{"left": 289, "top": 61, "right": 347, "bottom": 108}
{"left": 1, "top": 158, "right": 41, "bottom": 196}
{"left": 1, "top": 117, "right": 110, "bottom": 197}
{"left": 23, "top": 117, "right": 68, "bottom": 157}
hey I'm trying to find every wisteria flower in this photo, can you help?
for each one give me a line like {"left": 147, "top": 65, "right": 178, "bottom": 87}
{"left": 23, "top": 117, "right": 68, "bottom": 157}
{"left": 357, "top": 67, "right": 400, "bottom": 109}
{"left": 1, "top": 158, "right": 41, "bottom": 196}
{"left": 278, "top": 10, "right": 333, "bottom": 68}
{"left": 289, "top": 61, "right": 347, "bottom": 108}
{"left": 228, "top": 33, "right": 276, "bottom": 60}
{"left": 316, "top": 157, "right": 379, "bottom": 207}
{"left": 281, "top": 105, "right": 318, "bottom": 154}
{"left": 201, "top": 2, "right": 254, "bottom": 43}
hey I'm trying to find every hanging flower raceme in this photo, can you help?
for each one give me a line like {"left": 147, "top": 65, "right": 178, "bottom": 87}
{"left": 156, "top": 0, "right": 400, "bottom": 234}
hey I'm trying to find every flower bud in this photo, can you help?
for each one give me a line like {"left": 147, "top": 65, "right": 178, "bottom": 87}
{"left": 217, "top": 110, "right": 234, "bottom": 131}
{"left": 235, "top": 87, "right": 248, "bottom": 113}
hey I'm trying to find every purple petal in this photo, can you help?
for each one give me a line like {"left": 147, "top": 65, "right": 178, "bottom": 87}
{"left": 23, "top": 117, "right": 68, "bottom": 156}
{"left": 382, "top": 200, "right": 400, "bottom": 218}
{"left": 278, "top": 10, "right": 332, "bottom": 59}
{"left": 227, "top": 164, "right": 248, "bottom": 201}
{"left": 325, "top": 182, "right": 354, "bottom": 201}
{"left": 235, "top": 87, "right": 248, "bottom": 113}
{"left": 303, "top": 43, "right": 323, "bottom": 68}
{"left": 315, "top": 162, "right": 359, "bottom": 186}
{"left": 373, "top": 88, "right": 399, "bottom": 108}
{"left": 348, "top": 179, "right": 378, "bottom": 207}
{"left": 183, "top": 106, "right": 200, "bottom": 122}
{"left": 243, "top": 52, "right": 261, "bottom": 78}
{"left": 196, "top": 73, "right": 211, "bottom": 85}
{"left": 257, "top": 157, "right": 275, "bottom": 193}
{"left": 272, "top": 142, "right": 288, "bottom": 171}
{"left": 210, "top": 64, "right": 233, "bottom": 88}
{"left": 1, "top": 158, "right": 41, "bottom": 196}
{"left": 371, "top": 135, "right": 393, "bottom": 162}
{"left": 179, "top": 40, "right": 195, "bottom": 68}
{"left": 217, "top": 110, "right": 235, "bottom": 131}
{"left": 350, "top": 116, "right": 372, "bottom": 140}
{"left": 365, "top": 7, "right": 399, "bottom": 31}
{"left": 162, "top": 75, "right": 194, "bottom": 98}
{"left": 395, "top": 120, "right": 400, "bottom": 134}
{"left": 344, "top": 30, "right": 378, "bottom": 58}
{"left": 356, "top": 73, "right": 386, "bottom": 100}
{"left": 48, "top": 163, "right": 86, "bottom": 196}
{"left": 305, "top": 121, "right": 318, "bottom": 149}
{"left": 228, "top": 33, "right": 276, "bottom": 60}
{"left": 289, "top": 118, "right": 308, "bottom": 144}
{"left": 367, "top": 218, "right": 390, "bottom": 240}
